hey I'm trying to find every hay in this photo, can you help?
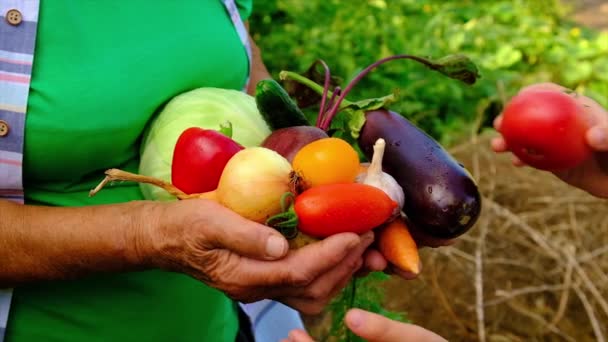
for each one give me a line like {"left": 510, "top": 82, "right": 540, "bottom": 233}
{"left": 382, "top": 133, "right": 608, "bottom": 342}
{"left": 304, "top": 132, "right": 608, "bottom": 341}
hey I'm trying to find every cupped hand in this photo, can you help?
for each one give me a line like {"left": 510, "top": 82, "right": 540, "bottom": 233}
{"left": 282, "top": 308, "right": 447, "bottom": 342}
{"left": 492, "top": 82, "right": 608, "bottom": 198}
{"left": 142, "top": 198, "right": 374, "bottom": 315}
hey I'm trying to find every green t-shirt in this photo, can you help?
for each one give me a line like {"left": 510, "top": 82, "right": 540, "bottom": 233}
{"left": 7, "top": 1, "right": 252, "bottom": 341}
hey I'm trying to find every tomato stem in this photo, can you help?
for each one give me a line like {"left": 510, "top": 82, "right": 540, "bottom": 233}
{"left": 266, "top": 192, "right": 299, "bottom": 239}
{"left": 218, "top": 121, "right": 233, "bottom": 138}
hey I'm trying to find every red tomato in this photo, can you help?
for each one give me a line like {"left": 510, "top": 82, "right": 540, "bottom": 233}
{"left": 500, "top": 89, "right": 592, "bottom": 171}
{"left": 294, "top": 183, "right": 397, "bottom": 238}
{"left": 171, "top": 128, "right": 243, "bottom": 194}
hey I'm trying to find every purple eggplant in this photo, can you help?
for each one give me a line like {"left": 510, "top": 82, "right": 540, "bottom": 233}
{"left": 359, "top": 109, "right": 481, "bottom": 239}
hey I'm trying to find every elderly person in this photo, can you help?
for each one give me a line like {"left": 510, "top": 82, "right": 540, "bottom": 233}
{"left": 1, "top": 1, "right": 450, "bottom": 341}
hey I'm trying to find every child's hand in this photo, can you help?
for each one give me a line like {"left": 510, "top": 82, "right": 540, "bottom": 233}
{"left": 282, "top": 308, "right": 446, "bottom": 342}
{"left": 492, "top": 83, "right": 608, "bottom": 198}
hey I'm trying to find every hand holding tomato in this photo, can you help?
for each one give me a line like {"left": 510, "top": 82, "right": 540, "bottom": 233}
{"left": 492, "top": 83, "right": 608, "bottom": 198}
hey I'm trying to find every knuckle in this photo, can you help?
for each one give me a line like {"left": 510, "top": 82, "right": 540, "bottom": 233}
{"left": 346, "top": 257, "right": 363, "bottom": 272}
{"left": 195, "top": 251, "right": 224, "bottom": 278}
{"left": 301, "top": 302, "right": 325, "bottom": 315}
{"left": 306, "top": 285, "right": 329, "bottom": 301}
{"left": 218, "top": 279, "right": 246, "bottom": 298}
{"left": 287, "top": 271, "right": 315, "bottom": 287}
{"left": 327, "top": 249, "right": 348, "bottom": 265}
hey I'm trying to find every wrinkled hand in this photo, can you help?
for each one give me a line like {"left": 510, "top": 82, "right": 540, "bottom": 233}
{"left": 142, "top": 199, "right": 374, "bottom": 314}
{"left": 282, "top": 308, "right": 447, "bottom": 342}
{"left": 492, "top": 82, "right": 608, "bottom": 198}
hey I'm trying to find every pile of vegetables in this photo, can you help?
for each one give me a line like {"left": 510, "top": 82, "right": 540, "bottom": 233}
{"left": 138, "top": 88, "right": 272, "bottom": 201}
{"left": 89, "top": 52, "right": 483, "bottom": 281}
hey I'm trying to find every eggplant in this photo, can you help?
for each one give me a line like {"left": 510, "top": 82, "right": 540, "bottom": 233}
{"left": 359, "top": 109, "right": 481, "bottom": 239}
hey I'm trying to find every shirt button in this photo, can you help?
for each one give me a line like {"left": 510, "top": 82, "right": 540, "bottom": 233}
{"left": 5, "top": 9, "right": 23, "bottom": 26}
{"left": 0, "top": 120, "right": 9, "bottom": 137}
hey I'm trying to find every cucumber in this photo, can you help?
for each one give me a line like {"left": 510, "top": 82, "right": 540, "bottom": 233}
{"left": 255, "top": 79, "right": 310, "bottom": 130}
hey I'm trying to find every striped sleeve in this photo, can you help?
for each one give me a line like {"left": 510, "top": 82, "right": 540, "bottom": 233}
{"left": 0, "top": 1, "right": 39, "bottom": 204}
{"left": 0, "top": 1, "right": 40, "bottom": 340}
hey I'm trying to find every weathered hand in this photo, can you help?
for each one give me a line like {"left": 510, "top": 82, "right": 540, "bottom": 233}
{"left": 143, "top": 198, "right": 374, "bottom": 314}
{"left": 492, "top": 82, "right": 608, "bottom": 198}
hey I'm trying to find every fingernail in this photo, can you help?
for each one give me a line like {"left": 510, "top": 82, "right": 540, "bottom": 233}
{"left": 362, "top": 231, "right": 374, "bottom": 244}
{"left": 266, "top": 235, "right": 287, "bottom": 258}
{"left": 588, "top": 126, "right": 608, "bottom": 150}
{"left": 346, "top": 237, "right": 360, "bottom": 250}
{"left": 346, "top": 309, "right": 365, "bottom": 328}
{"left": 493, "top": 115, "right": 502, "bottom": 130}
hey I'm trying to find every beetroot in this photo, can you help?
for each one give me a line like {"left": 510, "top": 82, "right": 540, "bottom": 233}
{"left": 261, "top": 126, "right": 328, "bottom": 163}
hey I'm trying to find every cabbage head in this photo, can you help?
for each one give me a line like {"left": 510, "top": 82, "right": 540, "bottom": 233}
{"left": 139, "top": 88, "right": 271, "bottom": 201}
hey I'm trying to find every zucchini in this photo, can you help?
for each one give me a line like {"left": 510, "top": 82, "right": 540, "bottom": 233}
{"left": 255, "top": 79, "right": 310, "bottom": 130}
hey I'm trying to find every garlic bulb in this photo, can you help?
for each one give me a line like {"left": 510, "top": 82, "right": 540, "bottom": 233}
{"left": 356, "top": 138, "right": 405, "bottom": 218}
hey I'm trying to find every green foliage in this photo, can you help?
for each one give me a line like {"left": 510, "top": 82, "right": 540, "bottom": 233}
{"left": 249, "top": 0, "right": 608, "bottom": 336}
{"left": 250, "top": 0, "right": 608, "bottom": 145}
{"left": 326, "top": 272, "right": 408, "bottom": 342}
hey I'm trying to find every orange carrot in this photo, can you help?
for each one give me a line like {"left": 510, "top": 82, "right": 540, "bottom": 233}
{"left": 378, "top": 217, "right": 420, "bottom": 274}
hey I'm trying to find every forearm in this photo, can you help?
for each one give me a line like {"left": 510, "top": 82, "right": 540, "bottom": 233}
{"left": 246, "top": 31, "right": 272, "bottom": 96}
{"left": 0, "top": 199, "right": 156, "bottom": 287}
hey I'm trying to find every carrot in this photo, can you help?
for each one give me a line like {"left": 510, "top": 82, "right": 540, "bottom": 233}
{"left": 378, "top": 217, "right": 420, "bottom": 275}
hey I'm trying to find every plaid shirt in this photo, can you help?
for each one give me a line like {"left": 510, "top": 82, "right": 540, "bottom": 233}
{"left": 0, "top": 1, "right": 39, "bottom": 339}
{"left": 0, "top": 1, "right": 254, "bottom": 340}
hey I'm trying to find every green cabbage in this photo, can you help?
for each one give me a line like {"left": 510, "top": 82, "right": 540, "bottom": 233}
{"left": 139, "top": 87, "right": 271, "bottom": 201}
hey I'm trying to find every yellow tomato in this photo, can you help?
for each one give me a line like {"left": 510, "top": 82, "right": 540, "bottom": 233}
{"left": 292, "top": 137, "right": 360, "bottom": 189}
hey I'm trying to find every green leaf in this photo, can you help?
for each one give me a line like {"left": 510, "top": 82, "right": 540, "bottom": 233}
{"left": 431, "top": 54, "right": 481, "bottom": 85}
{"left": 326, "top": 272, "right": 408, "bottom": 342}
{"left": 328, "top": 92, "right": 397, "bottom": 139}
{"left": 346, "top": 109, "right": 367, "bottom": 139}
{"left": 344, "top": 92, "right": 397, "bottom": 112}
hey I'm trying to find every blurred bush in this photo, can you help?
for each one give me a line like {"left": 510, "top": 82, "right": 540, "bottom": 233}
{"left": 250, "top": 0, "right": 608, "bottom": 145}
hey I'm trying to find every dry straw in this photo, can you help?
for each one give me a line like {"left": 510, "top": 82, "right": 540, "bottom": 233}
{"left": 306, "top": 84, "right": 607, "bottom": 341}
{"left": 382, "top": 132, "right": 608, "bottom": 342}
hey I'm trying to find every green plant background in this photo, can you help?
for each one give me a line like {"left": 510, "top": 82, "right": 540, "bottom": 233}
{"left": 250, "top": 0, "right": 608, "bottom": 147}
{"left": 249, "top": 1, "right": 607, "bottom": 340}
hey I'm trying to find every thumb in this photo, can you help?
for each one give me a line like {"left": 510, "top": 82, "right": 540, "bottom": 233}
{"left": 204, "top": 206, "right": 289, "bottom": 261}
{"left": 587, "top": 125, "right": 608, "bottom": 151}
